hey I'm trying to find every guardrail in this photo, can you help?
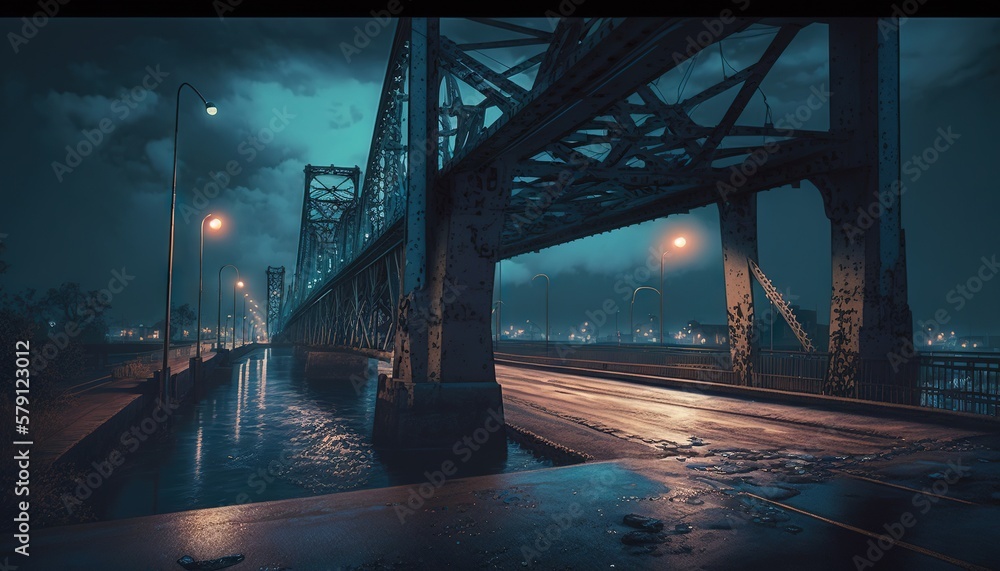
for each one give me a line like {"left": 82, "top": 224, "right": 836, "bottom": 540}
{"left": 110, "top": 342, "right": 215, "bottom": 379}
{"left": 495, "top": 342, "right": 999, "bottom": 416}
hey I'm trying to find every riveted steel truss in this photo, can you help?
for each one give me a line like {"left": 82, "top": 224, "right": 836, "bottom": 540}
{"left": 266, "top": 266, "right": 285, "bottom": 340}
{"left": 282, "top": 16, "right": 845, "bottom": 333}
{"left": 282, "top": 244, "right": 402, "bottom": 352}
{"left": 291, "top": 164, "right": 361, "bottom": 310}
{"left": 278, "top": 18, "right": 908, "bottom": 399}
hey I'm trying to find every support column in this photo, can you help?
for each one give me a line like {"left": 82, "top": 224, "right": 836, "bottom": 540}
{"left": 814, "top": 18, "right": 913, "bottom": 399}
{"left": 719, "top": 192, "right": 759, "bottom": 386}
{"left": 375, "top": 163, "right": 510, "bottom": 454}
{"left": 374, "top": 18, "right": 508, "bottom": 456}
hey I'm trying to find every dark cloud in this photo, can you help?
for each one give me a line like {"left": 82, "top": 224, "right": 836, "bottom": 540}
{"left": 0, "top": 18, "right": 997, "bottom": 341}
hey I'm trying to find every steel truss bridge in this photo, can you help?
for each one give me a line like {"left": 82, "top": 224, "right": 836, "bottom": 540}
{"left": 270, "top": 17, "right": 930, "bottom": 448}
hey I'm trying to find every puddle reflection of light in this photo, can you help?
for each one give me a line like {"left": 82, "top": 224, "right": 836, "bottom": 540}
{"left": 259, "top": 354, "right": 267, "bottom": 410}
{"left": 194, "top": 424, "right": 203, "bottom": 480}
{"left": 235, "top": 362, "right": 245, "bottom": 442}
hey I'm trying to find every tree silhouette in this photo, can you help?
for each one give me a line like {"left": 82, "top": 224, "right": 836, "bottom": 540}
{"left": 164, "top": 303, "right": 197, "bottom": 340}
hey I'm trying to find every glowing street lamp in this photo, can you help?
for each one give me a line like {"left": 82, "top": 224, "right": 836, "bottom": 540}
{"left": 160, "top": 82, "right": 217, "bottom": 401}
{"left": 242, "top": 292, "right": 249, "bottom": 346}
{"left": 197, "top": 214, "right": 221, "bottom": 362}
{"left": 630, "top": 286, "right": 661, "bottom": 345}
{"left": 218, "top": 265, "right": 240, "bottom": 350}
{"left": 532, "top": 273, "right": 550, "bottom": 353}
{"left": 491, "top": 300, "right": 504, "bottom": 349}
{"left": 659, "top": 235, "right": 687, "bottom": 345}
{"left": 234, "top": 280, "right": 244, "bottom": 348}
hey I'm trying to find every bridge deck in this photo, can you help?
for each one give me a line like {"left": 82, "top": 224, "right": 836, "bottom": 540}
{"left": 24, "top": 363, "right": 1000, "bottom": 569}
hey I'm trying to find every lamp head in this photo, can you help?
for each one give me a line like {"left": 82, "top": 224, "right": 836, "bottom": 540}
{"left": 237, "top": 281, "right": 244, "bottom": 288}
{"left": 673, "top": 236, "right": 687, "bottom": 248}
{"left": 209, "top": 217, "right": 222, "bottom": 230}
{"left": 205, "top": 102, "right": 218, "bottom": 116}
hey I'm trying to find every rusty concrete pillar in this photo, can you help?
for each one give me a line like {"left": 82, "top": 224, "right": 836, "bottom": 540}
{"left": 719, "top": 192, "right": 759, "bottom": 386}
{"left": 374, "top": 18, "right": 508, "bottom": 456}
{"left": 814, "top": 18, "right": 913, "bottom": 399}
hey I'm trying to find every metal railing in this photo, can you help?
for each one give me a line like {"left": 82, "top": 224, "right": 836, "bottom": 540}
{"left": 495, "top": 341, "right": 999, "bottom": 416}
{"left": 109, "top": 342, "right": 215, "bottom": 378}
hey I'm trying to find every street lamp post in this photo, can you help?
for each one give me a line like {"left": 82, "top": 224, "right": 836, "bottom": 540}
{"left": 659, "top": 236, "right": 687, "bottom": 345}
{"left": 630, "top": 286, "right": 661, "bottom": 345}
{"left": 160, "top": 82, "right": 217, "bottom": 402}
{"left": 218, "top": 265, "right": 239, "bottom": 350}
{"left": 197, "top": 214, "right": 222, "bottom": 362}
{"left": 491, "top": 300, "right": 504, "bottom": 350}
{"left": 233, "top": 280, "right": 243, "bottom": 348}
{"left": 242, "top": 293, "right": 249, "bottom": 346}
{"left": 531, "top": 273, "right": 550, "bottom": 353}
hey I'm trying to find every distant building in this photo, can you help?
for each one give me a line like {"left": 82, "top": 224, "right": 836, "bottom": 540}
{"left": 674, "top": 305, "right": 829, "bottom": 351}
{"left": 759, "top": 305, "right": 828, "bottom": 351}
{"left": 675, "top": 320, "right": 727, "bottom": 346}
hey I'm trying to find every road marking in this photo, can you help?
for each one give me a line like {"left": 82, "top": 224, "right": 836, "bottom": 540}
{"left": 743, "top": 492, "right": 992, "bottom": 571}
{"left": 830, "top": 469, "right": 979, "bottom": 506}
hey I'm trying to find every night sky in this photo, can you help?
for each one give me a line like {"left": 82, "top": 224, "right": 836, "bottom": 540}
{"left": 0, "top": 18, "right": 998, "bottom": 339}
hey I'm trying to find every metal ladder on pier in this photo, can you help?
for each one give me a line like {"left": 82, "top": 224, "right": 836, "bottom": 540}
{"left": 748, "top": 259, "right": 816, "bottom": 353}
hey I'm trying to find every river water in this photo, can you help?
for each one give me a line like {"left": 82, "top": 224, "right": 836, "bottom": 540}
{"left": 91, "top": 347, "right": 552, "bottom": 520}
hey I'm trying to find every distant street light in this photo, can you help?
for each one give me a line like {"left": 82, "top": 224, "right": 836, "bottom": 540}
{"left": 161, "top": 82, "right": 217, "bottom": 401}
{"left": 659, "top": 236, "right": 687, "bottom": 345}
{"left": 242, "top": 292, "right": 249, "bottom": 346}
{"left": 630, "top": 286, "right": 661, "bottom": 345}
{"left": 197, "top": 214, "right": 221, "bottom": 362}
{"left": 218, "top": 265, "right": 239, "bottom": 350}
{"left": 532, "top": 273, "right": 550, "bottom": 353}
{"left": 234, "top": 280, "right": 244, "bottom": 348}
{"left": 491, "top": 300, "right": 504, "bottom": 349}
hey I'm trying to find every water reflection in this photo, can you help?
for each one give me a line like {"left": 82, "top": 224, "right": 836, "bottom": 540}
{"left": 91, "top": 347, "right": 552, "bottom": 521}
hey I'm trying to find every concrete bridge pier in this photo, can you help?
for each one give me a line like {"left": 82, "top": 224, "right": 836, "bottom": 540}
{"left": 719, "top": 192, "right": 760, "bottom": 387}
{"left": 813, "top": 18, "right": 914, "bottom": 399}
{"left": 374, "top": 18, "right": 507, "bottom": 458}
{"left": 375, "top": 161, "right": 510, "bottom": 457}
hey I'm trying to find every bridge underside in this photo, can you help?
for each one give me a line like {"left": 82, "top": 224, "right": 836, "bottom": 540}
{"left": 277, "top": 17, "right": 915, "bottom": 455}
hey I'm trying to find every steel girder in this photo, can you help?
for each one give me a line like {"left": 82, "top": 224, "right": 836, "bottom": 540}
{"left": 266, "top": 266, "right": 285, "bottom": 340}
{"left": 278, "top": 18, "right": 872, "bottom": 348}
{"left": 290, "top": 164, "right": 362, "bottom": 310}
{"left": 282, "top": 243, "right": 402, "bottom": 352}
